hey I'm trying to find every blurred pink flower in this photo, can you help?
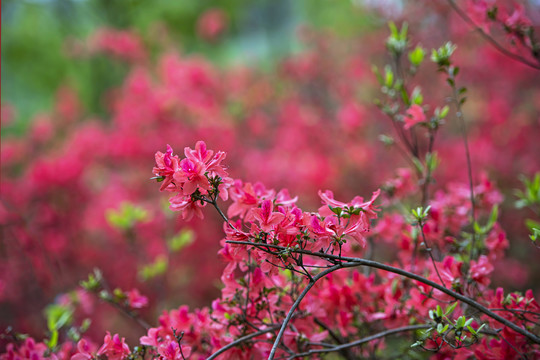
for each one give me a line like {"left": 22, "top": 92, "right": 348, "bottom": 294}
{"left": 404, "top": 104, "right": 426, "bottom": 130}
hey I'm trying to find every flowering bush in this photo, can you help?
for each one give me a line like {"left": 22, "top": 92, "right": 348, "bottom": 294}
{"left": 1, "top": 0, "right": 540, "bottom": 359}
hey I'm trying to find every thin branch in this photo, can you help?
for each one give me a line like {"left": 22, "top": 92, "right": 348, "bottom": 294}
{"left": 225, "top": 240, "right": 540, "bottom": 345}
{"left": 418, "top": 219, "right": 446, "bottom": 288}
{"left": 94, "top": 278, "right": 151, "bottom": 331}
{"left": 447, "top": 0, "right": 540, "bottom": 71}
{"left": 287, "top": 324, "right": 431, "bottom": 359}
{"left": 447, "top": 76, "right": 477, "bottom": 261}
{"left": 101, "top": 296, "right": 151, "bottom": 331}
{"left": 268, "top": 264, "right": 344, "bottom": 360}
{"left": 489, "top": 308, "right": 540, "bottom": 316}
{"left": 206, "top": 326, "right": 280, "bottom": 360}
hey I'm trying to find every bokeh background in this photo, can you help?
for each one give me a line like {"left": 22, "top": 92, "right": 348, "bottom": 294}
{"left": 2, "top": 0, "right": 383, "bottom": 135}
{"left": 2, "top": 0, "right": 540, "bottom": 350}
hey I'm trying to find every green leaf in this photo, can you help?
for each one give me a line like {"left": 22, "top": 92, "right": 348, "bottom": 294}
{"left": 168, "top": 228, "right": 195, "bottom": 252}
{"left": 150, "top": 176, "right": 165, "bottom": 182}
{"left": 384, "top": 65, "right": 394, "bottom": 88}
{"left": 400, "top": 22, "right": 409, "bottom": 39}
{"left": 477, "top": 323, "right": 486, "bottom": 334}
{"left": 47, "top": 330, "right": 59, "bottom": 350}
{"left": 439, "top": 105, "right": 449, "bottom": 119}
{"left": 138, "top": 255, "right": 168, "bottom": 281}
{"left": 80, "top": 319, "right": 91, "bottom": 332}
{"left": 530, "top": 227, "right": 540, "bottom": 242}
{"left": 487, "top": 205, "right": 499, "bottom": 230}
{"left": 426, "top": 153, "right": 439, "bottom": 173}
{"left": 400, "top": 86, "right": 410, "bottom": 105}
{"left": 411, "top": 157, "right": 425, "bottom": 174}
{"left": 45, "top": 304, "right": 73, "bottom": 332}
{"left": 379, "top": 134, "right": 395, "bottom": 146}
{"left": 106, "top": 202, "right": 149, "bottom": 230}
{"left": 409, "top": 46, "right": 426, "bottom": 66}
{"left": 411, "top": 87, "right": 423, "bottom": 105}
{"left": 456, "top": 316, "right": 465, "bottom": 328}
{"left": 473, "top": 221, "right": 483, "bottom": 235}
{"left": 372, "top": 65, "right": 384, "bottom": 86}
{"left": 389, "top": 21, "right": 399, "bottom": 38}
{"left": 445, "top": 302, "right": 458, "bottom": 316}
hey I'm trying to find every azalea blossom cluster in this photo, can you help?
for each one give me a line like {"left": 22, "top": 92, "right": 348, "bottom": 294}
{"left": 60, "top": 142, "right": 540, "bottom": 359}
{"left": 153, "top": 141, "right": 233, "bottom": 220}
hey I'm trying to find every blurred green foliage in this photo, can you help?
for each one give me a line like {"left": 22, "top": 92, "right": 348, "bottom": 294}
{"left": 1, "top": 0, "right": 376, "bottom": 136}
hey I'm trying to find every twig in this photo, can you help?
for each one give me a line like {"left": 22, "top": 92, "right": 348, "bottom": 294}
{"left": 418, "top": 219, "right": 446, "bottom": 288}
{"left": 447, "top": 74, "right": 477, "bottom": 261}
{"left": 287, "top": 324, "right": 430, "bottom": 359}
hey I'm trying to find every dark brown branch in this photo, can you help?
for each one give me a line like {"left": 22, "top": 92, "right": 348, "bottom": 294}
{"left": 287, "top": 324, "right": 430, "bottom": 359}
{"left": 225, "top": 240, "right": 540, "bottom": 345}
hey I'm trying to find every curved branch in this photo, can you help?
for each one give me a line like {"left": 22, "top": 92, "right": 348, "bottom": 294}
{"left": 447, "top": 0, "right": 540, "bottom": 71}
{"left": 206, "top": 325, "right": 280, "bottom": 360}
{"left": 225, "top": 240, "right": 540, "bottom": 345}
{"left": 268, "top": 264, "right": 344, "bottom": 360}
{"left": 287, "top": 324, "right": 431, "bottom": 359}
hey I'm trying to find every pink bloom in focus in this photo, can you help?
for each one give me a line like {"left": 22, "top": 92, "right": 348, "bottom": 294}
{"left": 404, "top": 104, "right": 426, "bottom": 130}
{"left": 153, "top": 144, "right": 180, "bottom": 191}
{"left": 175, "top": 158, "right": 210, "bottom": 195}
{"left": 154, "top": 142, "right": 233, "bottom": 221}
{"left": 250, "top": 200, "right": 285, "bottom": 232}
{"left": 184, "top": 140, "right": 213, "bottom": 164}
{"left": 169, "top": 194, "right": 206, "bottom": 221}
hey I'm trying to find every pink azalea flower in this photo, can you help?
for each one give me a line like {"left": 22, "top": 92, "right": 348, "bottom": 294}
{"left": 126, "top": 288, "right": 149, "bottom": 309}
{"left": 153, "top": 144, "right": 180, "bottom": 191}
{"left": 157, "top": 338, "right": 192, "bottom": 360}
{"left": 175, "top": 158, "right": 210, "bottom": 195}
{"left": 140, "top": 328, "right": 160, "bottom": 347}
{"left": 469, "top": 255, "right": 494, "bottom": 287}
{"left": 169, "top": 194, "right": 206, "bottom": 221}
{"left": 250, "top": 200, "right": 285, "bottom": 232}
{"left": 184, "top": 140, "right": 213, "bottom": 164}
{"left": 71, "top": 339, "right": 94, "bottom": 360}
